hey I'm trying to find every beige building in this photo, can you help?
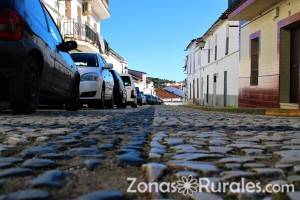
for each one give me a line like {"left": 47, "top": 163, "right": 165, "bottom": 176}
{"left": 43, "top": 0, "right": 110, "bottom": 53}
{"left": 229, "top": 0, "right": 300, "bottom": 108}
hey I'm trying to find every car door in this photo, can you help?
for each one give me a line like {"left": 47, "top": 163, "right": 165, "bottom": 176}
{"left": 106, "top": 71, "right": 114, "bottom": 98}
{"left": 25, "top": 0, "right": 55, "bottom": 95}
{"left": 43, "top": 6, "right": 72, "bottom": 98}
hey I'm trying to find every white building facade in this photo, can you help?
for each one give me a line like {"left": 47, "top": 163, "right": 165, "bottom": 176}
{"left": 106, "top": 48, "right": 128, "bottom": 74}
{"left": 186, "top": 15, "right": 240, "bottom": 107}
{"left": 43, "top": 0, "right": 110, "bottom": 53}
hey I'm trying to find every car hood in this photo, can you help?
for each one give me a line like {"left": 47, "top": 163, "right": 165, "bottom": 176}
{"left": 78, "top": 67, "right": 99, "bottom": 75}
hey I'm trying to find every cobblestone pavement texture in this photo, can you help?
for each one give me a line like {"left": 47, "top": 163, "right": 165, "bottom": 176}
{"left": 1, "top": 106, "right": 300, "bottom": 199}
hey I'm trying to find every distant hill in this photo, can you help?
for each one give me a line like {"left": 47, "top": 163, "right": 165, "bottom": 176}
{"left": 148, "top": 77, "right": 176, "bottom": 88}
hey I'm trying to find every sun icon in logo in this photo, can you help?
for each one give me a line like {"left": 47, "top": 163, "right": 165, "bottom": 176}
{"left": 176, "top": 175, "right": 199, "bottom": 196}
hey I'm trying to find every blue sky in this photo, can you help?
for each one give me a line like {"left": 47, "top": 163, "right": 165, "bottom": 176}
{"left": 102, "top": 0, "right": 228, "bottom": 82}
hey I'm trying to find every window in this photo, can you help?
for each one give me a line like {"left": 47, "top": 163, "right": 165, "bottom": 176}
{"left": 215, "top": 35, "right": 218, "bottom": 60}
{"left": 193, "top": 79, "right": 195, "bottom": 100}
{"left": 98, "top": 55, "right": 106, "bottom": 67}
{"left": 250, "top": 37, "right": 260, "bottom": 86}
{"left": 208, "top": 47, "right": 211, "bottom": 63}
{"left": 197, "top": 78, "right": 199, "bottom": 99}
{"left": 71, "top": 53, "right": 98, "bottom": 67}
{"left": 190, "top": 83, "right": 192, "bottom": 99}
{"left": 225, "top": 25, "right": 229, "bottom": 55}
{"left": 121, "top": 76, "right": 132, "bottom": 86}
{"left": 206, "top": 75, "right": 209, "bottom": 103}
{"left": 224, "top": 71, "right": 228, "bottom": 106}
{"left": 43, "top": 7, "right": 63, "bottom": 44}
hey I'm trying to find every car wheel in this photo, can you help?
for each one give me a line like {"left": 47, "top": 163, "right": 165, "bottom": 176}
{"left": 117, "top": 100, "right": 126, "bottom": 109}
{"left": 98, "top": 85, "right": 105, "bottom": 109}
{"left": 9, "top": 56, "right": 40, "bottom": 114}
{"left": 65, "top": 79, "right": 80, "bottom": 111}
{"left": 131, "top": 101, "right": 137, "bottom": 108}
{"left": 106, "top": 92, "right": 114, "bottom": 109}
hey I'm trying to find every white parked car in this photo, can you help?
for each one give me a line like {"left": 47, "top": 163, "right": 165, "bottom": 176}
{"left": 70, "top": 53, "right": 114, "bottom": 109}
{"left": 120, "top": 74, "right": 137, "bottom": 108}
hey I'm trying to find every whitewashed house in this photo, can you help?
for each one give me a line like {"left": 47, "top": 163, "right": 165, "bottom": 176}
{"left": 185, "top": 38, "right": 202, "bottom": 104}
{"left": 145, "top": 79, "right": 155, "bottom": 96}
{"left": 185, "top": 11, "right": 240, "bottom": 107}
{"left": 106, "top": 48, "right": 128, "bottom": 74}
{"left": 43, "top": 0, "right": 110, "bottom": 53}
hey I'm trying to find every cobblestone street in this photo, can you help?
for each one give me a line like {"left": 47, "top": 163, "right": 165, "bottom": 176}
{"left": 1, "top": 106, "right": 300, "bottom": 199}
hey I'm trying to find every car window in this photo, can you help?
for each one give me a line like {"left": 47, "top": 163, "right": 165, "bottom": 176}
{"left": 97, "top": 55, "right": 106, "bottom": 67}
{"left": 26, "top": 0, "right": 48, "bottom": 30}
{"left": 121, "top": 76, "right": 131, "bottom": 86}
{"left": 71, "top": 53, "right": 98, "bottom": 67}
{"left": 43, "top": 6, "right": 63, "bottom": 44}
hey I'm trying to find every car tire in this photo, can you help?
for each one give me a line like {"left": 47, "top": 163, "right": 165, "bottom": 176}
{"left": 97, "top": 85, "right": 105, "bottom": 109}
{"left": 65, "top": 79, "right": 80, "bottom": 111}
{"left": 106, "top": 93, "right": 114, "bottom": 109}
{"left": 131, "top": 101, "right": 137, "bottom": 108}
{"left": 9, "top": 56, "right": 40, "bottom": 114}
{"left": 117, "top": 98, "right": 126, "bottom": 109}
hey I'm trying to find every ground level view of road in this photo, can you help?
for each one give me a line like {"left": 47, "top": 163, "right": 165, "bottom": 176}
{"left": 0, "top": 106, "right": 300, "bottom": 199}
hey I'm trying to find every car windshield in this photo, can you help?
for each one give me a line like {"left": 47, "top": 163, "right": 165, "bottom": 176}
{"left": 121, "top": 76, "right": 131, "bottom": 86}
{"left": 71, "top": 53, "right": 98, "bottom": 67}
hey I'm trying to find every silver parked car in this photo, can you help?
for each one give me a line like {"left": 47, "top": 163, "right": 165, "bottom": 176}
{"left": 70, "top": 53, "right": 114, "bottom": 109}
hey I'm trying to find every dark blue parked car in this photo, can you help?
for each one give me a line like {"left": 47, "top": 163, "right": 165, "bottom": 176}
{"left": 0, "top": 0, "right": 79, "bottom": 113}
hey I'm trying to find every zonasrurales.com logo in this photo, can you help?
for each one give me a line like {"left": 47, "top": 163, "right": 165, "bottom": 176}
{"left": 127, "top": 176, "right": 295, "bottom": 197}
{"left": 176, "top": 175, "right": 198, "bottom": 196}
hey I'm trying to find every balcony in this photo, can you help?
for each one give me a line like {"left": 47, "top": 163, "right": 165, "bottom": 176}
{"left": 62, "top": 19, "right": 100, "bottom": 52}
{"left": 90, "top": 0, "right": 110, "bottom": 20}
{"left": 228, "top": 0, "right": 282, "bottom": 20}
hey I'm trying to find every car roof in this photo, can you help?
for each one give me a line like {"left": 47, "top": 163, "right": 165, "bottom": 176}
{"left": 70, "top": 52, "right": 99, "bottom": 56}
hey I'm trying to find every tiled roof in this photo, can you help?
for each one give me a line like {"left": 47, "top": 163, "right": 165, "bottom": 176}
{"left": 155, "top": 88, "right": 181, "bottom": 99}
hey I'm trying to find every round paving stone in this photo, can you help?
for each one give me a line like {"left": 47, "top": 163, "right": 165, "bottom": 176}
{"left": 0, "top": 189, "right": 50, "bottom": 200}
{"left": 31, "top": 170, "right": 65, "bottom": 188}
{"left": 117, "top": 151, "right": 143, "bottom": 167}
{"left": 0, "top": 168, "right": 33, "bottom": 178}
{"left": 23, "top": 159, "right": 55, "bottom": 169}
{"left": 84, "top": 159, "right": 101, "bottom": 171}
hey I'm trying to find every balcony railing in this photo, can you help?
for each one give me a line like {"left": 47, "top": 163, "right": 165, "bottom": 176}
{"left": 62, "top": 19, "right": 100, "bottom": 49}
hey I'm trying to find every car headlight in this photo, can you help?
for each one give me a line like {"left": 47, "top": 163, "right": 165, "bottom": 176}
{"left": 81, "top": 72, "right": 99, "bottom": 81}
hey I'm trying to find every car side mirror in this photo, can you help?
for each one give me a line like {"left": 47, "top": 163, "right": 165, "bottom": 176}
{"left": 57, "top": 41, "right": 77, "bottom": 52}
{"left": 104, "top": 63, "right": 113, "bottom": 69}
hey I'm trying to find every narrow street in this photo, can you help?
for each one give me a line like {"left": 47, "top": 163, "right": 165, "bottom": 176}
{"left": 0, "top": 106, "right": 300, "bottom": 199}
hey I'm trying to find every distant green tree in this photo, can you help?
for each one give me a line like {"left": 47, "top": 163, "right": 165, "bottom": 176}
{"left": 148, "top": 77, "right": 176, "bottom": 88}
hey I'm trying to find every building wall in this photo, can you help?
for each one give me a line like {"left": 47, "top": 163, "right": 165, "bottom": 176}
{"left": 106, "top": 54, "right": 127, "bottom": 74}
{"left": 144, "top": 81, "right": 155, "bottom": 95}
{"left": 201, "top": 20, "right": 240, "bottom": 107}
{"left": 186, "top": 42, "right": 201, "bottom": 104}
{"left": 238, "top": 0, "right": 300, "bottom": 108}
{"left": 186, "top": 20, "right": 240, "bottom": 107}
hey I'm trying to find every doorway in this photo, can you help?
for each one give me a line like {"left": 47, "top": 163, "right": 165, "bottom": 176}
{"left": 290, "top": 27, "right": 300, "bottom": 103}
{"left": 224, "top": 71, "right": 228, "bottom": 107}
{"left": 279, "top": 14, "right": 300, "bottom": 108}
{"left": 213, "top": 74, "right": 217, "bottom": 106}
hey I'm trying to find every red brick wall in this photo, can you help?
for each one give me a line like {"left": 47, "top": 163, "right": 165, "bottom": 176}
{"left": 239, "top": 75, "right": 280, "bottom": 108}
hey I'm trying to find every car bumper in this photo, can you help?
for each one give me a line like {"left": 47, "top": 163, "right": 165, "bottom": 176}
{"left": 0, "top": 40, "right": 27, "bottom": 79}
{"left": 80, "top": 81, "right": 101, "bottom": 100}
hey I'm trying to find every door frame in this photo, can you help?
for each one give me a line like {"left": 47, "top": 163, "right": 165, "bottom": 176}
{"left": 278, "top": 12, "right": 300, "bottom": 107}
